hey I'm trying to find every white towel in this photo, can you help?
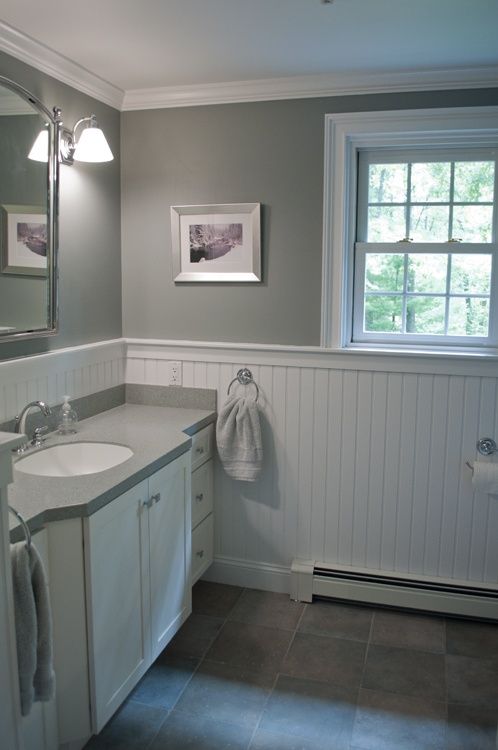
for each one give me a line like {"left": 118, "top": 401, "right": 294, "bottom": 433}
{"left": 472, "top": 461, "right": 498, "bottom": 494}
{"left": 216, "top": 395, "right": 263, "bottom": 481}
{"left": 11, "top": 542, "right": 55, "bottom": 716}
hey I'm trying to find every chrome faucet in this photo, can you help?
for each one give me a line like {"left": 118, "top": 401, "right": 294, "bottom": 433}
{"left": 14, "top": 400, "right": 52, "bottom": 452}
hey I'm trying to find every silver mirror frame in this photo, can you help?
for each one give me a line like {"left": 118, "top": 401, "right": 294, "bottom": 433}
{"left": 0, "top": 75, "right": 60, "bottom": 343}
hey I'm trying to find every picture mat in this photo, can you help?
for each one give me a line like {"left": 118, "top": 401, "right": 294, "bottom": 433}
{"left": 7, "top": 211, "right": 47, "bottom": 269}
{"left": 180, "top": 212, "right": 253, "bottom": 274}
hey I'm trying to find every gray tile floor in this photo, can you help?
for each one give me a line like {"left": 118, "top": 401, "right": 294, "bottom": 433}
{"left": 85, "top": 582, "right": 498, "bottom": 750}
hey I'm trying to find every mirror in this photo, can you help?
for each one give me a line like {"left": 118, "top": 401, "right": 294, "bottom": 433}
{"left": 0, "top": 75, "right": 59, "bottom": 341}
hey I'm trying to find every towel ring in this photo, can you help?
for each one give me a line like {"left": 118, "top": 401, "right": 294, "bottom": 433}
{"left": 8, "top": 505, "right": 31, "bottom": 549}
{"left": 227, "top": 368, "right": 259, "bottom": 402}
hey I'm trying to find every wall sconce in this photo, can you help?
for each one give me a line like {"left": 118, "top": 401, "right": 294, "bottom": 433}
{"left": 60, "top": 114, "right": 113, "bottom": 164}
{"left": 27, "top": 126, "right": 49, "bottom": 162}
{"left": 28, "top": 111, "right": 113, "bottom": 165}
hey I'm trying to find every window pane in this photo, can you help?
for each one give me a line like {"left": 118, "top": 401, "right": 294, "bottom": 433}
{"left": 410, "top": 205, "right": 449, "bottom": 241}
{"left": 448, "top": 297, "right": 490, "bottom": 336}
{"left": 406, "top": 296, "right": 446, "bottom": 334}
{"left": 452, "top": 205, "right": 493, "bottom": 242}
{"left": 450, "top": 254, "right": 492, "bottom": 294}
{"left": 368, "top": 163, "right": 407, "bottom": 204}
{"left": 365, "top": 253, "right": 404, "bottom": 292}
{"left": 367, "top": 206, "right": 406, "bottom": 241}
{"left": 454, "top": 161, "right": 495, "bottom": 202}
{"left": 364, "top": 295, "right": 402, "bottom": 333}
{"left": 407, "top": 254, "right": 447, "bottom": 293}
{"left": 411, "top": 162, "right": 450, "bottom": 202}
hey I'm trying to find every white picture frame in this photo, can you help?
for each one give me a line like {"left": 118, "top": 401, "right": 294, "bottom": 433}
{"left": 1, "top": 204, "right": 47, "bottom": 277}
{"left": 171, "top": 202, "right": 261, "bottom": 282}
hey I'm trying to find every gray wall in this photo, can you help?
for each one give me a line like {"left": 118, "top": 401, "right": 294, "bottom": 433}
{"left": 121, "top": 88, "right": 498, "bottom": 346}
{"left": 0, "top": 50, "right": 122, "bottom": 361}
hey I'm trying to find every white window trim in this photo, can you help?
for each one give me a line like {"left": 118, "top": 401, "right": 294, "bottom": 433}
{"left": 321, "top": 106, "right": 498, "bottom": 352}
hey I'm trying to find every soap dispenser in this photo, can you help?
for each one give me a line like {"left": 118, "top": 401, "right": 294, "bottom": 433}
{"left": 58, "top": 395, "right": 78, "bottom": 435}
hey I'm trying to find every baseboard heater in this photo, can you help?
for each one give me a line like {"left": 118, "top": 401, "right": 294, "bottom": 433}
{"left": 290, "top": 559, "right": 498, "bottom": 620}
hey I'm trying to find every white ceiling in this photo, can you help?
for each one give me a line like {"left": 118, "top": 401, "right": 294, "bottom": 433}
{"left": 1, "top": 0, "right": 498, "bottom": 108}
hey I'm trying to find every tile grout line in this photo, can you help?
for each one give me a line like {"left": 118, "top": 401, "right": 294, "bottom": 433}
{"left": 347, "top": 608, "right": 376, "bottom": 746}
{"left": 246, "top": 672, "right": 280, "bottom": 750}
{"left": 360, "top": 609, "right": 376, "bottom": 687}
{"left": 246, "top": 602, "right": 309, "bottom": 750}
{"left": 164, "top": 584, "right": 248, "bottom": 716}
{"left": 143, "top": 707, "right": 171, "bottom": 750}
{"left": 281, "top": 601, "right": 309, "bottom": 662}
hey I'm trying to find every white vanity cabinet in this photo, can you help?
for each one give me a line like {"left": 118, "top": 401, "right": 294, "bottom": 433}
{"left": 83, "top": 451, "right": 191, "bottom": 733}
{"left": 191, "top": 425, "right": 214, "bottom": 583}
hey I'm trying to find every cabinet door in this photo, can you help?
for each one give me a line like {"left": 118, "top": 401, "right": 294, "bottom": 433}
{"left": 84, "top": 480, "right": 151, "bottom": 733}
{"left": 148, "top": 453, "right": 191, "bottom": 661}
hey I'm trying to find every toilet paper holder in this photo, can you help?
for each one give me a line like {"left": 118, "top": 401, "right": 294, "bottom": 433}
{"left": 476, "top": 437, "right": 498, "bottom": 456}
{"left": 465, "top": 437, "right": 498, "bottom": 473}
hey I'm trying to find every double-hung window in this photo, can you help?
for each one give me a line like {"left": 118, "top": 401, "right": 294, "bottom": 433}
{"left": 354, "top": 149, "right": 497, "bottom": 347}
{"left": 322, "top": 108, "right": 498, "bottom": 352}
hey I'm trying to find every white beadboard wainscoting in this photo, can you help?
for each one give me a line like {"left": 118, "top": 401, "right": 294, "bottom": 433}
{"left": 127, "top": 339, "right": 498, "bottom": 593}
{"left": 0, "top": 339, "right": 126, "bottom": 424}
{"left": 3, "top": 337, "right": 498, "bottom": 595}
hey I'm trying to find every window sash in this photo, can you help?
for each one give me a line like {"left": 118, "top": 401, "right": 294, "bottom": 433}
{"left": 357, "top": 148, "right": 498, "bottom": 244}
{"left": 353, "top": 242, "right": 498, "bottom": 346}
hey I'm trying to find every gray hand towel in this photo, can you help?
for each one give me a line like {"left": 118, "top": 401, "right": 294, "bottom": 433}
{"left": 216, "top": 395, "right": 263, "bottom": 481}
{"left": 11, "top": 541, "right": 55, "bottom": 716}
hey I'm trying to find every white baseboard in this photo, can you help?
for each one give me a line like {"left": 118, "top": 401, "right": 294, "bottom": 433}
{"left": 203, "top": 555, "right": 498, "bottom": 619}
{"left": 202, "top": 555, "right": 290, "bottom": 594}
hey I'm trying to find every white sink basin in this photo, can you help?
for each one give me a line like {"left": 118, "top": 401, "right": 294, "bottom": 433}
{"left": 15, "top": 441, "right": 134, "bottom": 477}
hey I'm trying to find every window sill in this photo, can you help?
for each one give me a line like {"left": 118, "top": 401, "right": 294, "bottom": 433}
{"left": 344, "top": 342, "right": 498, "bottom": 360}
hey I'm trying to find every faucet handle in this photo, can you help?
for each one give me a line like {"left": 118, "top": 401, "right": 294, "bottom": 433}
{"left": 31, "top": 425, "right": 49, "bottom": 447}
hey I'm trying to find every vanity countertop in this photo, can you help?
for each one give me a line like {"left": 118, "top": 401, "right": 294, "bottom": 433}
{"left": 8, "top": 403, "right": 216, "bottom": 540}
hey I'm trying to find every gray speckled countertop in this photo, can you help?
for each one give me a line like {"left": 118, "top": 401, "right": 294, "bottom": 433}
{"left": 8, "top": 404, "right": 216, "bottom": 541}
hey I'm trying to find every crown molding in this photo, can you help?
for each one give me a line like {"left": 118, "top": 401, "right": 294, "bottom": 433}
{"left": 0, "top": 18, "right": 497, "bottom": 113}
{"left": 122, "top": 65, "right": 498, "bottom": 111}
{"left": 0, "top": 20, "right": 124, "bottom": 110}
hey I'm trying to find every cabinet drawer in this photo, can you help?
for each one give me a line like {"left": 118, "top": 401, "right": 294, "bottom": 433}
{"left": 191, "top": 513, "right": 214, "bottom": 584}
{"left": 192, "top": 459, "right": 214, "bottom": 530}
{"left": 191, "top": 423, "right": 214, "bottom": 470}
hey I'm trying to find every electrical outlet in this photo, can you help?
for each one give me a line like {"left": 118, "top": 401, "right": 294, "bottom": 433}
{"left": 169, "top": 361, "right": 182, "bottom": 386}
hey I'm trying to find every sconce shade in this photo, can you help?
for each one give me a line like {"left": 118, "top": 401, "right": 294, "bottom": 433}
{"left": 73, "top": 126, "right": 113, "bottom": 162}
{"left": 28, "top": 128, "right": 49, "bottom": 162}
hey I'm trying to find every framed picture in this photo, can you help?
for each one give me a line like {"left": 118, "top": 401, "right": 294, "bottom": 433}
{"left": 171, "top": 203, "right": 261, "bottom": 282}
{"left": 1, "top": 204, "right": 47, "bottom": 276}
